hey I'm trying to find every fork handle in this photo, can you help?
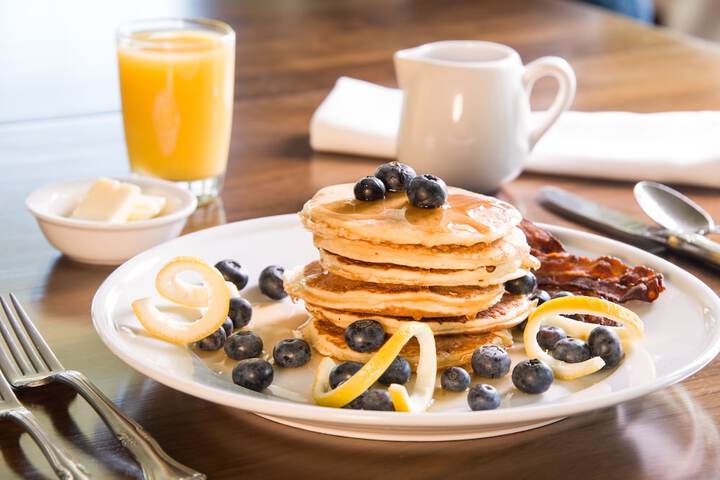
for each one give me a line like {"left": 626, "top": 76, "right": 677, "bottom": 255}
{"left": 56, "top": 371, "right": 205, "bottom": 480}
{"left": 7, "top": 407, "right": 90, "bottom": 480}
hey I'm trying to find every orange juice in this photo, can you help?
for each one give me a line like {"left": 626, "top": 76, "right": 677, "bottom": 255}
{"left": 117, "top": 22, "right": 234, "bottom": 184}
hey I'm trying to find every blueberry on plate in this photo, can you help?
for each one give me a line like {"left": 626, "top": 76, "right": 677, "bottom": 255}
{"left": 467, "top": 384, "right": 501, "bottom": 411}
{"left": 588, "top": 326, "right": 624, "bottom": 368}
{"left": 441, "top": 366, "right": 471, "bottom": 392}
{"left": 224, "top": 331, "right": 264, "bottom": 360}
{"left": 354, "top": 176, "right": 386, "bottom": 201}
{"left": 194, "top": 328, "right": 226, "bottom": 351}
{"left": 406, "top": 174, "right": 448, "bottom": 209}
{"left": 551, "top": 291, "right": 574, "bottom": 299}
{"left": 214, "top": 259, "right": 249, "bottom": 290}
{"left": 273, "top": 338, "right": 311, "bottom": 368}
{"left": 378, "top": 356, "right": 411, "bottom": 386}
{"left": 374, "top": 161, "right": 416, "bottom": 192}
{"left": 259, "top": 265, "right": 287, "bottom": 300}
{"left": 536, "top": 325, "right": 567, "bottom": 351}
{"left": 551, "top": 338, "right": 592, "bottom": 364}
{"left": 503, "top": 272, "right": 537, "bottom": 296}
{"left": 513, "top": 319, "right": 528, "bottom": 333}
{"left": 329, "top": 361, "right": 364, "bottom": 389}
{"left": 532, "top": 289, "right": 552, "bottom": 306}
{"left": 228, "top": 297, "right": 252, "bottom": 329}
{"left": 361, "top": 389, "right": 395, "bottom": 411}
{"left": 232, "top": 358, "right": 274, "bottom": 392}
{"left": 221, "top": 317, "right": 234, "bottom": 336}
{"left": 471, "top": 344, "right": 511, "bottom": 378}
{"left": 512, "top": 359, "right": 554, "bottom": 394}
{"left": 343, "top": 391, "right": 367, "bottom": 409}
{"left": 344, "top": 319, "right": 385, "bottom": 353}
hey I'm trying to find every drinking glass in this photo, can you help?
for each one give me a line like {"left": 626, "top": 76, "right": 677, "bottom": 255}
{"left": 117, "top": 18, "right": 235, "bottom": 205}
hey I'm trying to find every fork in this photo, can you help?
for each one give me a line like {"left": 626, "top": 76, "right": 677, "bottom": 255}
{"left": 0, "top": 359, "right": 89, "bottom": 479}
{"left": 0, "top": 294, "right": 205, "bottom": 480}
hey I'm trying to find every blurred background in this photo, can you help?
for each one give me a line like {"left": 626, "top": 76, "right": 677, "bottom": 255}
{"left": 1, "top": 0, "right": 720, "bottom": 125}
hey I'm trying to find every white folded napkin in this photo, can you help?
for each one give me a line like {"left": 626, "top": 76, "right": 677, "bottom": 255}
{"left": 310, "top": 77, "right": 720, "bottom": 188}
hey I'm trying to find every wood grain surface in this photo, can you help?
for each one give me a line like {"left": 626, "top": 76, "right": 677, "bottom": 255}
{"left": 1, "top": 0, "right": 720, "bottom": 478}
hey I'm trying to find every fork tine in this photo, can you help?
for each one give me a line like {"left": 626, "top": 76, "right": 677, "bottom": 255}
{"left": 10, "top": 294, "right": 62, "bottom": 371}
{"left": 0, "top": 297, "right": 36, "bottom": 376}
{"left": 0, "top": 336, "right": 23, "bottom": 386}
{"left": 0, "top": 296, "right": 46, "bottom": 373}
{"left": 0, "top": 365, "right": 17, "bottom": 401}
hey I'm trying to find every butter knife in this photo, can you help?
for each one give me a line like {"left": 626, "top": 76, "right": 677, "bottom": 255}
{"left": 539, "top": 186, "right": 720, "bottom": 268}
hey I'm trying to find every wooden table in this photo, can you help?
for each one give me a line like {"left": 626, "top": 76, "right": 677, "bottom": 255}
{"left": 2, "top": 0, "right": 720, "bottom": 478}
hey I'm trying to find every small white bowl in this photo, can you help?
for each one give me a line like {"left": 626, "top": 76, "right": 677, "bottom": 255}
{"left": 26, "top": 176, "right": 198, "bottom": 266}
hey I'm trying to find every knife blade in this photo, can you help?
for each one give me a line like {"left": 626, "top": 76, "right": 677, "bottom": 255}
{"left": 539, "top": 186, "right": 720, "bottom": 268}
{"left": 539, "top": 186, "right": 666, "bottom": 247}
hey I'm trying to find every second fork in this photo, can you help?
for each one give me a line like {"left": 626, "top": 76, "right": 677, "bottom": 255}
{"left": 0, "top": 294, "right": 205, "bottom": 480}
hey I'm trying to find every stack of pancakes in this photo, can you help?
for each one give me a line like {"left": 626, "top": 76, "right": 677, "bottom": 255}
{"left": 285, "top": 183, "right": 539, "bottom": 369}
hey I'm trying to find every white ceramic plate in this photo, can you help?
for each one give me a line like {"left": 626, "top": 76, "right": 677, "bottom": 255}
{"left": 92, "top": 215, "right": 720, "bottom": 441}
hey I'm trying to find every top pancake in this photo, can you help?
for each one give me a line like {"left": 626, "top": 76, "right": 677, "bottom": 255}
{"left": 300, "top": 183, "right": 522, "bottom": 247}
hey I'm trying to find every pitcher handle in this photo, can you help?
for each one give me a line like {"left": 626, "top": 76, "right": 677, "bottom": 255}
{"left": 523, "top": 56, "right": 576, "bottom": 149}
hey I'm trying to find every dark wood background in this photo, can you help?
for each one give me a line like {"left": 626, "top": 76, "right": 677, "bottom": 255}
{"left": 1, "top": 0, "right": 720, "bottom": 478}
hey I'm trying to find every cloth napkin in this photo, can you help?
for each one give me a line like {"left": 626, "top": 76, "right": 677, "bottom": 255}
{"left": 310, "top": 77, "right": 720, "bottom": 188}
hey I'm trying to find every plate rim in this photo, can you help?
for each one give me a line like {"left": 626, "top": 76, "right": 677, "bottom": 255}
{"left": 91, "top": 214, "right": 720, "bottom": 427}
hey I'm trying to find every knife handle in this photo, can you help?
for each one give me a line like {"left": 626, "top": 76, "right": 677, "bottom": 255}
{"left": 666, "top": 232, "right": 720, "bottom": 268}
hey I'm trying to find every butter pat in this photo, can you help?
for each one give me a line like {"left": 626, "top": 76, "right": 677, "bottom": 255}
{"left": 71, "top": 178, "right": 141, "bottom": 223}
{"left": 128, "top": 194, "right": 167, "bottom": 221}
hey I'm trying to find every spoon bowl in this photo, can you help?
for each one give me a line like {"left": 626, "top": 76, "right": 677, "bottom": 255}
{"left": 633, "top": 181, "right": 718, "bottom": 234}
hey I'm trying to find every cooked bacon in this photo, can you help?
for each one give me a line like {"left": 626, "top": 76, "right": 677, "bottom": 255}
{"left": 519, "top": 219, "right": 665, "bottom": 304}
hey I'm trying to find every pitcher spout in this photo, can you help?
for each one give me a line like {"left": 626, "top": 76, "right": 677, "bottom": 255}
{"left": 393, "top": 46, "right": 424, "bottom": 90}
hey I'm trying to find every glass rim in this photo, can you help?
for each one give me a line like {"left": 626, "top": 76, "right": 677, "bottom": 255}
{"left": 116, "top": 17, "right": 234, "bottom": 48}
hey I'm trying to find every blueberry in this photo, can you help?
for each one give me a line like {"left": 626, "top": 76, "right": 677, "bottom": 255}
{"left": 361, "top": 389, "right": 395, "bottom": 411}
{"left": 354, "top": 176, "right": 386, "bottom": 201}
{"left": 232, "top": 358, "right": 274, "bottom": 392}
{"left": 222, "top": 317, "right": 234, "bottom": 336}
{"left": 504, "top": 272, "right": 537, "bottom": 295}
{"left": 471, "top": 345, "right": 511, "bottom": 378}
{"left": 532, "top": 289, "right": 552, "bottom": 305}
{"left": 224, "top": 331, "right": 263, "bottom": 360}
{"left": 374, "top": 161, "right": 416, "bottom": 192}
{"left": 259, "top": 265, "right": 287, "bottom": 300}
{"left": 214, "top": 259, "right": 249, "bottom": 290}
{"left": 441, "top": 366, "right": 471, "bottom": 392}
{"left": 467, "top": 384, "right": 501, "bottom": 411}
{"left": 512, "top": 359, "right": 554, "bottom": 394}
{"left": 552, "top": 291, "right": 574, "bottom": 299}
{"left": 344, "top": 320, "right": 385, "bottom": 353}
{"left": 588, "top": 326, "right": 624, "bottom": 368}
{"left": 378, "top": 356, "right": 411, "bottom": 386}
{"left": 551, "top": 338, "right": 592, "bottom": 363}
{"left": 329, "top": 361, "right": 364, "bottom": 389}
{"left": 343, "top": 392, "right": 367, "bottom": 409}
{"left": 228, "top": 297, "right": 253, "bottom": 329}
{"left": 272, "top": 338, "right": 311, "bottom": 368}
{"left": 537, "top": 326, "right": 567, "bottom": 351}
{"left": 407, "top": 174, "right": 448, "bottom": 209}
{"left": 194, "top": 328, "right": 226, "bottom": 351}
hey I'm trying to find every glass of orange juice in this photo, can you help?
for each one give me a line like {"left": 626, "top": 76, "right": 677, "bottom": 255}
{"left": 117, "top": 18, "right": 235, "bottom": 205}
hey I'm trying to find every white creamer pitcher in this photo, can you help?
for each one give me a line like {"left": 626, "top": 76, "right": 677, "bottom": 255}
{"left": 394, "top": 41, "right": 575, "bottom": 192}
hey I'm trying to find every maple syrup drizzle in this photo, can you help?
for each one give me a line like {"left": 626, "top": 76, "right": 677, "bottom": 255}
{"left": 316, "top": 192, "right": 504, "bottom": 234}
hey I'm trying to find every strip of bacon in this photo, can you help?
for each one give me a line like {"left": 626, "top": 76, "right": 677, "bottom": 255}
{"left": 519, "top": 219, "right": 665, "bottom": 304}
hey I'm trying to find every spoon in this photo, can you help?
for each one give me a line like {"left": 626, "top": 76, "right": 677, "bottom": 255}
{"left": 633, "top": 181, "right": 719, "bottom": 235}
{"left": 634, "top": 181, "right": 720, "bottom": 267}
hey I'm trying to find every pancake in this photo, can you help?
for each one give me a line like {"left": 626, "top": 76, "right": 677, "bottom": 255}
{"left": 301, "top": 317, "right": 513, "bottom": 369}
{"left": 313, "top": 227, "right": 535, "bottom": 270}
{"left": 300, "top": 183, "right": 522, "bottom": 247}
{"left": 318, "top": 249, "right": 537, "bottom": 287}
{"left": 305, "top": 294, "right": 532, "bottom": 336}
{"left": 285, "top": 261, "right": 504, "bottom": 319}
